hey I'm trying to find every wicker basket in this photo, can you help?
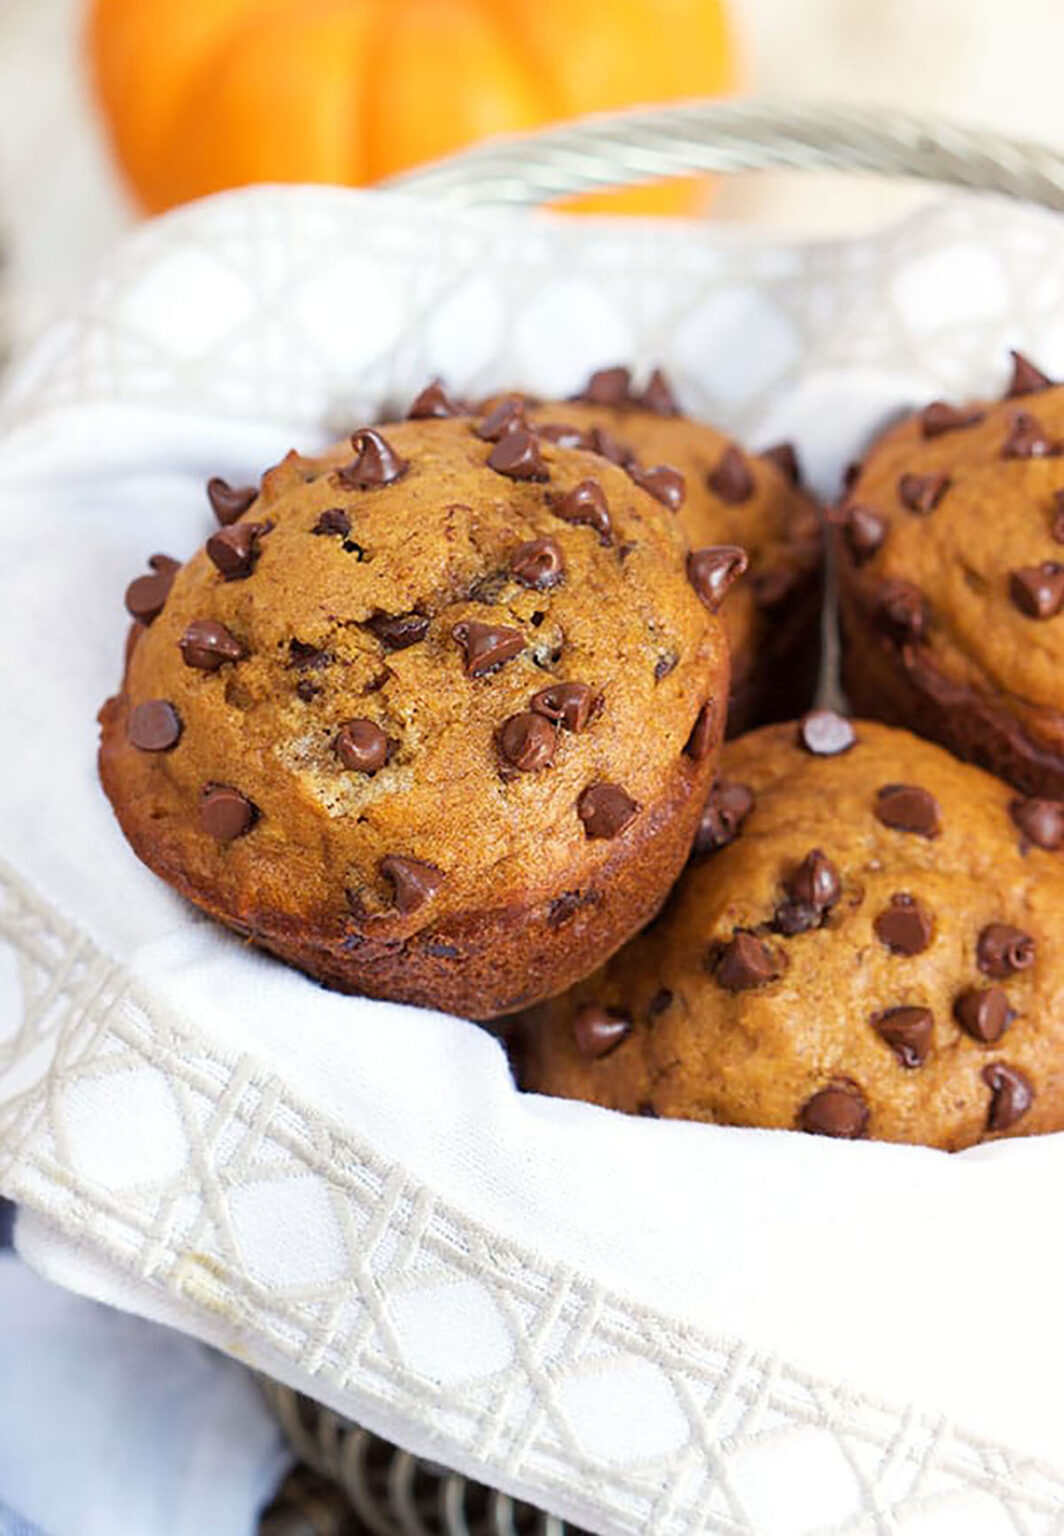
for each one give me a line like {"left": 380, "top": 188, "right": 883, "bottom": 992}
{"left": 256, "top": 96, "right": 1064, "bottom": 1536}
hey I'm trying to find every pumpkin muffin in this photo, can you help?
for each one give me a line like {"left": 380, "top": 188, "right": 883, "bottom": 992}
{"left": 514, "top": 714, "right": 1064, "bottom": 1149}
{"left": 100, "top": 406, "right": 736, "bottom": 1017}
{"left": 481, "top": 367, "right": 824, "bottom": 734}
{"left": 837, "top": 351, "right": 1064, "bottom": 797}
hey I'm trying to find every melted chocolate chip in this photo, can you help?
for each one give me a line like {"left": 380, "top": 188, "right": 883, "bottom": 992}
{"left": 476, "top": 397, "right": 528, "bottom": 441}
{"left": 408, "top": 380, "right": 463, "bottom": 419}
{"left": 1002, "top": 411, "right": 1061, "bottom": 459}
{"left": 874, "top": 893, "right": 932, "bottom": 955}
{"left": 179, "top": 619, "right": 245, "bottom": 671}
{"left": 640, "top": 368, "right": 680, "bottom": 416}
{"left": 761, "top": 441, "right": 802, "bottom": 486}
{"left": 207, "top": 477, "right": 257, "bottom": 525}
{"left": 954, "top": 986, "right": 1013, "bottom": 1044}
{"left": 1010, "top": 563, "right": 1064, "bottom": 619}
{"left": 1011, "top": 796, "right": 1064, "bottom": 850}
{"left": 586, "top": 425, "right": 636, "bottom": 468}
{"left": 629, "top": 463, "right": 685, "bottom": 511}
{"left": 977, "top": 923, "right": 1035, "bottom": 977}
{"left": 537, "top": 422, "right": 586, "bottom": 449}
{"left": 488, "top": 427, "right": 547, "bottom": 481}
{"left": 312, "top": 507, "right": 351, "bottom": 536}
{"left": 684, "top": 701, "right": 716, "bottom": 762}
{"left": 453, "top": 620, "right": 525, "bottom": 678}
{"left": 365, "top": 611, "right": 430, "bottom": 650}
{"left": 577, "top": 782, "right": 639, "bottom": 839}
{"left": 335, "top": 719, "right": 389, "bottom": 774}
{"left": 788, "top": 849, "right": 841, "bottom": 910}
{"left": 287, "top": 639, "right": 330, "bottom": 671}
{"left": 695, "top": 780, "right": 754, "bottom": 855}
{"left": 577, "top": 366, "right": 631, "bottom": 407}
{"left": 555, "top": 479, "right": 611, "bottom": 541}
{"left": 715, "top": 932, "right": 779, "bottom": 992}
{"left": 380, "top": 855, "right": 443, "bottom": 914}
{"left": 511, "top": 537, "right": 565, "bottom": 589}
{"left": 206, "top": 521, "right": 269, "bottom": 580}
{"left": 572, "top": 1002, "right": 632, "bottom": 1058}
{"left": 707, "top": 445, "right": 755, "bottom": 504}
{"left": 898, "top": 472, "right": 950, "bottom": 514}
{"left": 982, "top": 1062, "right": 1034, "bottom": 1132}
{"left": 799, "top": 1083, "right": 869, "bottom": 1139}
{"left": 1006, "top": 350, "right": 1053, "bottom": 398}
{"left": 843, "top": 506, "right": 888, "bottom": 564}
{"left": 920, "top": 401, "right": 984, "bottom": 438}
{"left": 200, "top": 784, "right": 255, "bottom": 841}
{"left": 128, "top": 699, "right": 182, "bottom": 751}
{"left": 499, "top": 711, "right": 556, "bottom": 772}
{"left": 773, "top": 901, "right": 820, "bottom": 936}
{"left": 686, "top": 546, "right": 749, "bottom": 612}
{"left": 872, "top": 1006, "right": 933, "bottom": 1068}
{"left": 875, "top": 784, "right": 941, "bottom": 838}
{"left": 337, "top": 428, "right": 408, "bottom": 489}
{"left": 125, "top": 554, "right": 180, "bottom": 624}
{"left": 799, "top": 710, "right": 856, "bottom": 756}
{"left": 530, "top": 681, "right": 594, "bottom": 732}
{"left": 877, "top": 579, "right": 928, "bottom": 642}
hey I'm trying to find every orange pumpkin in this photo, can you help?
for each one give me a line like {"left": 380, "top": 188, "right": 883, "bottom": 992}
{"left": 87, "top": 0, "right": 734, "bottom": 217}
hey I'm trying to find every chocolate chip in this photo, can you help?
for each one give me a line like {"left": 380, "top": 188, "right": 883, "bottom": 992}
{"left": 207, "top": 477, "right": 257, "bottom": 525}
{"left": 530, "top": 681, "right": 594, "bottom": 732}
{"left": 654, "top": 652, "right": 678, "bottom": 682}
{"left": 707, "top": 445, "right": 754, "bottom": 504}
{"left": 954, "top": 986, "right": 1013, "bottom": 1044}
{"left": 875, "top": 784, "right": 941, "bottom": 838}
{"left": 124, "top": 554, "right": 180, "bottom": 624}
{"left": 335, "top": 719, "right": 389, "bottom": 774}
{"left": 982, "top": 1062, "right": 1034, "bottom": 1132}
{"left": 361, "top": 611, "right": 427, "bottom": 652}
{"left": 715, "top": 932, "right": 779, "bottom": 992}
{"left": 206, "top": 521, "right": 268, "bottom": 580}
{"left": 842, "top": 505, "right": 887, "bottom": 564}
{"left": 476, "top": 397, "right": 528, "bottom": 441}
{"left": 761, "top": 441, "right": 802, "bottom": 486}
{"left": 776, "top": 900, "right": 821, "bottom": 935}
{"left": 200, "top": 783, "right": 255, "bottom": 840}
{"left": 628, "top": 463, "right": 685, "bottom": 511}
{"left": 686, "top": 545, "right": 749, "bottom": 612}
{"left": 586, "top": 426, "right": 636, "bottom": 468}
{"left": 874, "top": 893, "right": 932, "bottom": 955}
{"left": 877, "top": 579, "right": 928, "bottom": 642}
{"left": 547, "top": 890, "right": 592, "bottom": 929}
{"left": 872, "top": 1006, "right": 933, "bottom": 1068}
{"left": 898, "top": 472, "right": 950, "bottom": 514}
{"left": 312, "top": 507, "right": 351, "bottom": 536}
{"left": 179, "top": 619, "right": 245, "bottom": 671}
{"left": 555, "top": 479, "right": 611, "bottom": 541}
{"left": 648, "top": 987, "right": 673, "bottom": 1018}
{"left": 538, "top": 422, "right": 585, "bottom": 450}
{"left": 1009, "top": 562, "right": 1064, "bottom": 619}
{"left": 408, "top": 380, "right": 463, "bottom": 419}
{"left": 1052, "top": 490, "right": 1064, "bottom": 543}
{"left": 577, "top": 782, "right": 639, "bottom": 839}
{"left": 788, "top": 849, "right": 841, "bottom": 910}
{"left": 977, "top": 923, "right": 1035, "bottom": 977}
{"left": 499, "top": 711, "right": 556, "bottom": 771}
{"left": 1011, "top": 796, "right": 1064, "bottom": 849}
{"left": 337, "top": 428, "right": 408, "bottom": 489}
{"left": 684, "top": 701, "right": 716, "bottom": 762}
{"left": 511, "top": 536, "right": 565, "bottom": 589}
{"left": 128, "top": 699, "right": 182, "bottom": 751}
{"left": 798, "top": 1083, "right": 869, "bottom": 1139}
{"left": 640, "top": 368, "right": 680, "bottom": 416}
{"left": 920, "top": 402, "right": 984, "bottom": 438}
{"left": 1006, "top": 349, "right": 1053, "bottom": 398}
{"left": 451, "top": 620, "right": 525, "bottom": 679}
{"left": 295, "top": 678, "right": 320, "bottom": 701}
{"left": 1002, "top": 411, "right": 1061, "bottom": 459}
{"left": 695, "top": 780, "right": 754, "bottom": 855}
{"left": 380, "top": 855, "right": 443, "bottom": 914}
{"left": 488, "top": 427, "right": 548, "bottom": 481}
{"left": 287, "top": 639, "right": 330, "bottom": 671}
{"left": 799, "top": 710, "right": 856, "bottom": 756}
{"left": 577, "top": 366, "right": 631, "bottom": 407}
{"left": 572, "top": 1003, "right": 632, "bottom": 1058}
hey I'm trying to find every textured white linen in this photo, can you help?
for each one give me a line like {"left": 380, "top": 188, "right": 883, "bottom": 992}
{"left": 3, "top": 185, "right": 1064, "bottom": 1536}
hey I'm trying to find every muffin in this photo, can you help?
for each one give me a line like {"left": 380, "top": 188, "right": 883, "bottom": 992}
{"left": 515, "top": 714, "right": 1064, "bottom": 1149}
{"left": 100, "top": 406, "right": 736, "bottom": 1018}
{"left": 837, "top": 351, "right": 1064, "bottom": 796}
{"left": 482, "top": 367, "right": 824, "bottom": 735}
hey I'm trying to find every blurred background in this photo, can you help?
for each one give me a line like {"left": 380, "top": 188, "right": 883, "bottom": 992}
{"left": 1, "top": 0, "right": 1063, "bottom": 357}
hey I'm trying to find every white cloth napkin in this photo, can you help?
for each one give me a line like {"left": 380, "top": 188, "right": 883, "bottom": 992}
{"left": 4, "top": 185, "right": 1064, "bottom": 1536}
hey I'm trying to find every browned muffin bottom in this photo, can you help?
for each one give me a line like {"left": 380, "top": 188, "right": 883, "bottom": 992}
{"left": 514, "top": 714, "right": 1064, "bottom": 1149}
{"left": 100, "top": 406, "right": 737, "bottom": 1018}
{"left": 837, "top": 351, "right": 1064, "bottom": 796}
{"left": 479, "top": 366, "right": 824, "bottom": 735}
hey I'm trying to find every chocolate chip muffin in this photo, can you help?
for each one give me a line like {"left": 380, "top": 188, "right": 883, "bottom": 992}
{"left": 100, "top": 407, "right": 735, "bottom": 1017}
{"left": 515, "top": 714, "right": 1064, "bottom": 1149}
{"left": 482, "top": 367, "right": 824, "bottom": 735}
{"left": 838, "top": 351, "right": 1064, "bottom": 797}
